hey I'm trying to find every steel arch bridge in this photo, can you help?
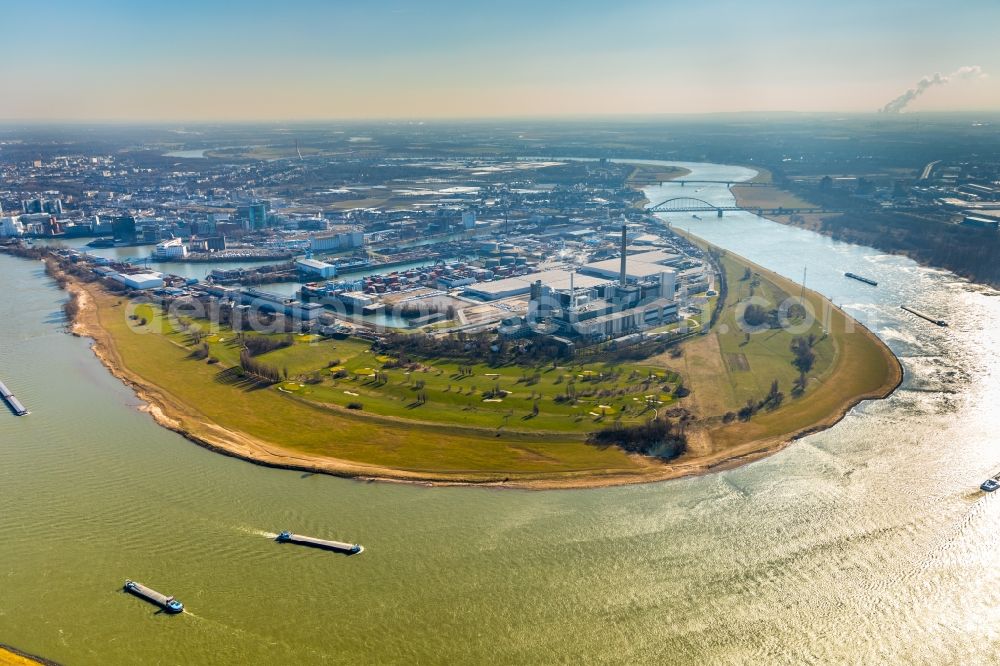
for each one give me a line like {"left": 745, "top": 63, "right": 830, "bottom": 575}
{"left": 646, "top": 197, "right": 736, "bottom": 216}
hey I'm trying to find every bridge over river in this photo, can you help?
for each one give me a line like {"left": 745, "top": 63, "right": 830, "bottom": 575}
{"left": 645, "top": 195, "right": 839, "bottom": 217}
{"left": 630, "top": 178, "right": 773, "bottom": 187}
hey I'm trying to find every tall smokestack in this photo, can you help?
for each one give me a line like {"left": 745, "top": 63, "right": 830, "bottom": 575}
{"left": 619, "top": 224, "right": 627, "bottom": 287}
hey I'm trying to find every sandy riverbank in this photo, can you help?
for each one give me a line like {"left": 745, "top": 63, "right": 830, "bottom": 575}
{"left": 61, "top": 250, "right": 900, "bottom": 490}
{"left": 0, "top": 644, "right": 53, "bottom": 666}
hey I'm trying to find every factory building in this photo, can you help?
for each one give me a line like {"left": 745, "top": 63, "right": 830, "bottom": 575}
{"left": 110, "top": 272, "right": 165, "bottom": 290}
{"left": 238, "top": 288, "right": 324, "bottom": 321}
{"left": 579, "top": 249, "right": 682, "bottom": 282}
{"left": 189, "top": 236, "right": 227, "bottom": 252}
{"left": 464, "top": 269, "right": 611, "bottom": 300}
{"left": 520, "top": 226, "right": 680, "bottom": 340}
{"left": 296, "top": 258, "right": 338, "bottom": 279}
{"left": 309, "top": 230, "right": 364, "bottom": 252}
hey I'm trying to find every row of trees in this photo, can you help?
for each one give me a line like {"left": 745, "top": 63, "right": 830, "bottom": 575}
{"left": 243, "top": 333, "right": 294, "bottom": 356}
{"left": 238, "top": 349, "right": 283, "bottom": 383}
{"left": 398, "top": 302, "right": 459, "bottom": 320}
{"left": 377, "top": 331, "right": 573, "bottom": 366}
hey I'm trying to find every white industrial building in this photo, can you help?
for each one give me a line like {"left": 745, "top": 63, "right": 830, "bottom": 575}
{"left": 296, "top": 258, "right": 338, "bottom": 279}
{"left": 153, "top": 238, "right": 188, "bottom": 259}
{"left": 110, "top": 272, "right": 165, "bottom": 290}
{"left": 464, "top": 269, "right": 611, "bottom": 300}
{"left": 309, "top": 230, "right": 364, "bottom": 253}
{"left": 579, "top": 249, "right": 682, "bottom": 282}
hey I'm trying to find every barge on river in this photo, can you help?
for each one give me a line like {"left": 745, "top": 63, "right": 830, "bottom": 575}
{"left": 0, "top": 380, "right": 28, "bottom": 416}
{"left": 276, "top": 531, "right": 363, "bottom": 555}
{"left": 123, "top": 580, "right": 184, "bottom": 613}
{"left": 901, "top": 305, "right": 948, "bottom": 327}
{"left": 845, "top": 272, "right": 877, "bottom": 286}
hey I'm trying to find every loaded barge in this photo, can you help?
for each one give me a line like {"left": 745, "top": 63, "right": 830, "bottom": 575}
{"left": 845, "top": 272, "right": 877, "bottom": 286}
{"left": 123, "top": 580, "right": 184, "bottom": 613}
{"left": 901, "top": 305, "right": 948, "bottom": 327}
{"left": 0, "top": 380, "right": 28, "bottom": 416}
{"left": 276, "top": 531, "right": 363, "bottom": 555}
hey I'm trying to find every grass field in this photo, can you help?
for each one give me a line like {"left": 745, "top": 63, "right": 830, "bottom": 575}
{"left": 141, "top": 306, "right": 680, "bottom": 434}
{"left": 90, "top": 293, "right": 664, "bottom": 482}
{"left": 664, "top": 237, "right": 899, "bottom": 456}
{"left": 730, "top": 185, "right": 815, "bottom": 210}
{"left": 731, "top": 182, "right": 840, "bottom": 231}
{"left": 628, "top": 164, "right": 692, "bottom": 207}
{"left": 627, "top": 164, "right": 691, "bottom": 183}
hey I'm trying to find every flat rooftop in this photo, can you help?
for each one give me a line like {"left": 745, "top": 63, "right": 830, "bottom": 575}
{"left": 581, "top": 261, "right": 678, "bottom": 281}
{"left": 465, "top": 269, "right": 611, "bottom": 298}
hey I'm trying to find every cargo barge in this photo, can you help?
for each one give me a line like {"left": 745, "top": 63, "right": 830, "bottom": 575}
{"left": 901, "top": 305, "right": 948, "bottom": 327}
{"left": 276, "top": 531, "right": 363, "bottom": 554}
{"left": 123, "top": 580, "right": 184, "bottom": 613}
{"left": 845, "top": 272, "right": 877, "bottom": 286}
{"left": 0, "top": 380, "right": 28, "bottom": 416}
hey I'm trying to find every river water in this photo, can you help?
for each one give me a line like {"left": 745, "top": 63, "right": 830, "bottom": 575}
{"left": 3, "top": 161, "right": 1000, "bottom": 664}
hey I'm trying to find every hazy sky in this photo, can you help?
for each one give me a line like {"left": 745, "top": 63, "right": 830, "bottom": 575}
{"left": 3, "top": 0, "right": 998, "bottom": 121}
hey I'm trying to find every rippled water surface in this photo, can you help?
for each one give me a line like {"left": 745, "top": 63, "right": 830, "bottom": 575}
{"left": 2, "top": 162, "right": 1000, "bottom": 664}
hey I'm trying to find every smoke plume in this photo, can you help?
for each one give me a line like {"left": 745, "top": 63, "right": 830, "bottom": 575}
{"left": 880, "top": 65, "right": 986, "bottom": 113}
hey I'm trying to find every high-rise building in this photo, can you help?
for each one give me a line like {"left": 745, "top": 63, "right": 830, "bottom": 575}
{"left": 248, "top": 202, "right": 267, "bottom": 230}
{"left": 109, "top": 215, "right": 137, "bottom": 243}
{"left": 0, "top": 216, "right": 25, "bottom": 237}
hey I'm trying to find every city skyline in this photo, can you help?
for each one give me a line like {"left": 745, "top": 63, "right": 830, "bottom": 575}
{"left": 3, "top": 0, "right": 1000, "bottom": 121}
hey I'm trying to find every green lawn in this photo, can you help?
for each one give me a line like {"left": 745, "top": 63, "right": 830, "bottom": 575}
{"left": 141, "top": 304, "right": 680, "bottom": 434}
{"left": 96, "top": 296, "right": 660, "bottom": 480}
{"left": 711, "top": 253, "right": 835, "bottom": 408}
{"left": 671, "top": 240, "right": 899, "bottom": 452}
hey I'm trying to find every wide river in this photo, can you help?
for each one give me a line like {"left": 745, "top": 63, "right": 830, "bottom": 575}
{"left": 2, "top": 161, "right": 1000, "bottom": 664}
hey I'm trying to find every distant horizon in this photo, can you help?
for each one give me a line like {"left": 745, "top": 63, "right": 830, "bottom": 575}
{"left": 3, "top": 0, "right": 998, "bottom": 121}
{"left": 3, "top": 109, "right": 1000, "bottom": 128}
